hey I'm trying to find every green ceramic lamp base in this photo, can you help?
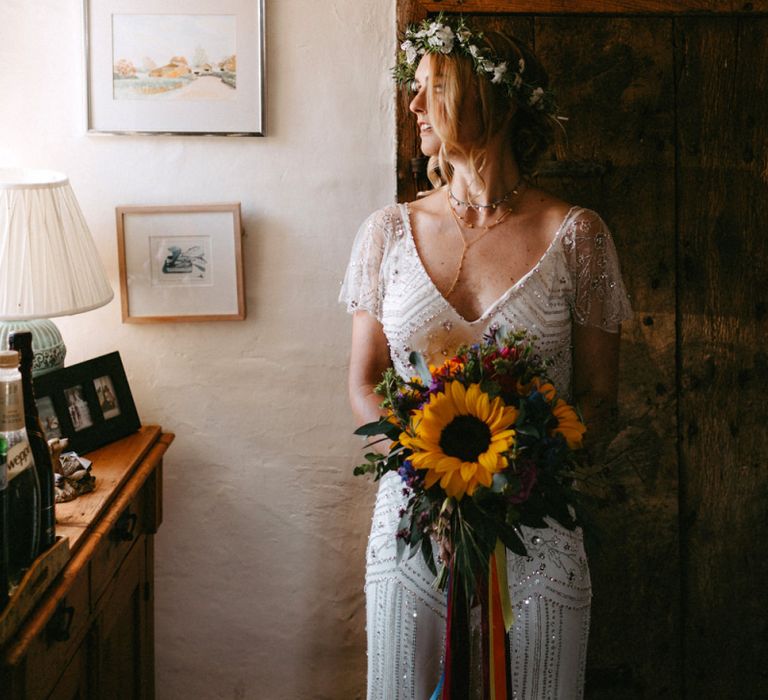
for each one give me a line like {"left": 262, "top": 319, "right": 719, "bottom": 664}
{"left": 0, "top": 319, "right": 66, "bottom": 376}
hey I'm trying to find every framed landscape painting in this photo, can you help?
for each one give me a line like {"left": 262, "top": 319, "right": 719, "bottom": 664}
{"left": 85, "top": 0, "right": 265, "bottom": 135}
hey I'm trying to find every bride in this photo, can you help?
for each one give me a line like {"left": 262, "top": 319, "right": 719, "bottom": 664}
{"left": 340, "top": 15, "right": 632, "bottom": 699}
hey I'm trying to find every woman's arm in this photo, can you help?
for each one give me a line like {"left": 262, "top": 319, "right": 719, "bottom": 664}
{"left": 348, "top": 310, "right": 392, "bottom": 434}
{"left": 571, "top": 323, "right": 622, "bottom": 454}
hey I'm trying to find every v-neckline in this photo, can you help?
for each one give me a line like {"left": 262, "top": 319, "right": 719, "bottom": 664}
{"left": 399, "top": 202, "right": 578, "bottom": 325}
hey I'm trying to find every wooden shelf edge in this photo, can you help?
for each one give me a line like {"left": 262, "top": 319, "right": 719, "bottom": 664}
{"left": 0, "top": 537, "right": 70, "bottom": 649}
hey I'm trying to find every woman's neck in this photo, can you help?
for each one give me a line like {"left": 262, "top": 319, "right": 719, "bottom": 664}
{"left": 446, "top": 139, "right": 522, "bottom": 208}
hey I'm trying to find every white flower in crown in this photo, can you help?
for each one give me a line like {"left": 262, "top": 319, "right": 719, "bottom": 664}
{"left": 396, "top": 14, "right": 559, "bottom": 120}
{"left": 528, "top": 86, "right": 545, "bottom": 107}
{"left": 427, "top": 23, "right": 456, "bottom": 53}
{"left": 480, "top": 58, "right": 495, "bottom": 73}
{"left": 491, "top": 61, "right": 508, "bottom": 84}
{"left": 401, "top": 39, "right": 418, "bottom": 65}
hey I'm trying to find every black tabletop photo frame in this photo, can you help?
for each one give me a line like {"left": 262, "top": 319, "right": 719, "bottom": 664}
{"left": 33, "top": 351, "right": 141, "bottom": 454}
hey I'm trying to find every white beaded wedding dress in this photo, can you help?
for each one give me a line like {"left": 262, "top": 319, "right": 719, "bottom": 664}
{"left": 340, "top": 202, "right": 632, "bottom": 700}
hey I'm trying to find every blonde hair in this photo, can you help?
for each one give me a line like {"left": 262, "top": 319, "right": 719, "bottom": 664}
{"left": 423, "top": 31, "right": 557, "bottom": 192}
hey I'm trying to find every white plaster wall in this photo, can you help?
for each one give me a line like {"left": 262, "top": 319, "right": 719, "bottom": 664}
{"left": 1, "top": 2, "right": 395, "bottom": 697}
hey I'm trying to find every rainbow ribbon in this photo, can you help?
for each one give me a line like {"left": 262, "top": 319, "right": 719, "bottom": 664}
{"left": 434, "top": 540, "right": 515, "bottom": 699}
{"left": 487, "top": 539, "right": 515, "bottom": 699}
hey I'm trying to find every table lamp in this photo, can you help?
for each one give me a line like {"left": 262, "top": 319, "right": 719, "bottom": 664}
{"left": 0, "top": 168, "right": 114, "bottom": 375}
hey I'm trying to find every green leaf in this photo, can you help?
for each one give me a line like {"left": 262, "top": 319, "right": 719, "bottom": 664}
{"left": 496, "top": 523, "right": 528, "bottom": 557}
{"left": 396, "top": 534, "right": 407, "bottom": 564}
{"left": 408, "top": 351, "right": 433, "bottom": 385}
{"left": 491, "top": 472, "right": 508, "bottom": 493}
{"left": 354, "top": 419, "right": 392, "bottom": 437}
{"left": 515, "top": 422, "right": 541, "bottom": 438}
{"left": 421, "top": 536, "right": 437, "bottom": 577}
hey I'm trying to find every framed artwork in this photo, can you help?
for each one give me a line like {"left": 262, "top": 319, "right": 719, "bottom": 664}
{"left": 116, "top": 203, "right": 245, "bottom": 322}
{"left": 34, "top": 352, "right": 141, "bottom": 454}
{"left": 84, "top": 0, "right": 265, "bottom": 135}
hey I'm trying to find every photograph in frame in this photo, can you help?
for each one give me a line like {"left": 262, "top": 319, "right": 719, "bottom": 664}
{"left": 36, "top": 395, "right": 63, "bottom": 441}
{"left": 63, "top": 385, "right": 94, "bottom": 432}
{"left": 34, "top": 352, "right": 141, "bottom": 454}
{"left": 85, "top": 0, "right": 265, "bottom": 135}
{"left": 94, "top": 375, "right": 121, "bottom": 420}
{"left": 116, "top": 203, "right": 245, "bottom": 323}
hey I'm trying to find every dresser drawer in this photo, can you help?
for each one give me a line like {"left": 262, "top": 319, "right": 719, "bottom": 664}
{"left": 20, "top": 564, "right": 90, "bottom": 700}
{"left": 91, "top": 485, "right": 148, "bottom": 606}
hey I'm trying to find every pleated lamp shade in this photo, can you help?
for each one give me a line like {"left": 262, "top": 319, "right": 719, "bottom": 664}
{"left": 0, "top": 168, "right": 114, "bottom": 373}
{"left": 0, "top": 169, "right": 113, "bottom": 319}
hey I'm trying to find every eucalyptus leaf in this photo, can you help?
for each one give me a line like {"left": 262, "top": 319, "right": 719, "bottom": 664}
{"left": 491, "top": 472, "right": 508, "bottom": 493}
{"left": 354, "top": 420, "right": 391, "bottom": 437}
{"left": 497, "top": 523, "right": 528, "bottom": 556}
{"left": 515, "top": 423, "right": 542, "bottom": 438}
{"left": 408, "top": 351, "right": 433, "bottom": 385}
{"left": 421, "top": 537, "right": 437, "bottom": 577}
{"left": 396, "top": 534, "right": 407, "bottom": 564}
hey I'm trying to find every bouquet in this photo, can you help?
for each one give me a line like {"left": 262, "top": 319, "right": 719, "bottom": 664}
{"left": 354, "top": 328, "right": 590, "bottom": 699}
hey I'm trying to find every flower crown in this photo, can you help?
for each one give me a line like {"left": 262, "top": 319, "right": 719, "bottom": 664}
{"left": 394, "top": 14, "right": 557, "bottom": 117}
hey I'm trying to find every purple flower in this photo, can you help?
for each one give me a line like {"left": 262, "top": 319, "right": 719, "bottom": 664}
{"left": 398, "top": 460, "right": 416, "bottom": 483}
{"left": 508, "top": 463, "right": 538, "bottom": 504}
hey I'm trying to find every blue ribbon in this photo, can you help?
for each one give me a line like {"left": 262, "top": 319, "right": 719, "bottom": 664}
{"left": 429, "top": 670, "right": 445, "bottom": 700}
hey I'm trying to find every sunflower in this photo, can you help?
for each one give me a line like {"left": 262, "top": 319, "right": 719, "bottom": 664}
{"left": 400, "top": 381, "right": 518, "bottom": 499}
{"left": 551, "top": 399, "right": 586, "bottom": 449}
{"left": 525, "top": 378, "right": 586, "bottom": 449}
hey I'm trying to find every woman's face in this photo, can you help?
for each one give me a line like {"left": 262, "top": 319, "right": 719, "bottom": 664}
{"left": 409, "top": 55, "right": 442, "bottom": 157}
{"left": 409, "top": 54, "right": 484, "bottom": 157}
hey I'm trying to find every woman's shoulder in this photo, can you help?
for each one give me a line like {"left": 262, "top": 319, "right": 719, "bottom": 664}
{"left": 407, "top": 186, "right": 445, "bottom": 214}
{"left": 356, "top": 203, "right": 408, "bottom": 241}
{"left": 524, "top": 187, "right": 607, "bottom": 239}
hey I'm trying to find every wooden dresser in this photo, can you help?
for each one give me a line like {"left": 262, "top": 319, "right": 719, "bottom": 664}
{"left": 0, "top": 425, "right": 173, "bottom": 699}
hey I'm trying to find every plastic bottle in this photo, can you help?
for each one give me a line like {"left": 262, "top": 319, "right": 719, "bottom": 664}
{"left": 0, "top": 350, "right": 41, "bottom": 584}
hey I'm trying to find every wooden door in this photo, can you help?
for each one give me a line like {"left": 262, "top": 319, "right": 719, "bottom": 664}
{"left": 396, "top": 3, "right": 768, "bottom": 698}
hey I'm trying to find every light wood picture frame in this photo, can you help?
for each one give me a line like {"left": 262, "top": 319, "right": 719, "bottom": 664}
{"left": 116, "top": 203, "right": 245, "bottom": 323}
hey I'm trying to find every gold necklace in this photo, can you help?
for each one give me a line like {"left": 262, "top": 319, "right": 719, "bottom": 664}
{"left": 448, "top": 175, "right": 524, "bottom": 212}
{"left": 443, "top": 192, "right": 515, "bottom": 298}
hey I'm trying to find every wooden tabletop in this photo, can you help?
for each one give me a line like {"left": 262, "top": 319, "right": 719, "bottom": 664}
{"left": 55, "top": 425, "right": 173, "bottom": 553}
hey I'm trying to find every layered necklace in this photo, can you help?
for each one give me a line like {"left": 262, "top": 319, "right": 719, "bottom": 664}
{"left": 443, "top": 177, "right": 525, "bottom": 298}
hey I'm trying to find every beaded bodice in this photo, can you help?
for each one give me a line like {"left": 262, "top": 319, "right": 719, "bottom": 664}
{"left": 340, "top": 203, "right": 632, "bottom": 399}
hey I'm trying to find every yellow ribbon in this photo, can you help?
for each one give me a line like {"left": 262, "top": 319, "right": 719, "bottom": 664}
{"left": 495, "top": 538, "right": 515, "bottom": 632}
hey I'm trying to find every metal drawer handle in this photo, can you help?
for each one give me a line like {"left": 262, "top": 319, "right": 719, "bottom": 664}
{"left": 47, "top": 603, "right": 74, "bottom": 643}
{"left": 111, "top": 511, "right": 137, "bottom": 542}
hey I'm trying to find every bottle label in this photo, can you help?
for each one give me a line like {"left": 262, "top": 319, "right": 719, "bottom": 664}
{"left": 7, "top": 440, "right": 33, "bottom": 481}
{"left": 0, "top": 381, "right": 25, "bottom": 432}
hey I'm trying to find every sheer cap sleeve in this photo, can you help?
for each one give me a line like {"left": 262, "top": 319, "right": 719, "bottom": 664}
{"left": 562, "top": 208, "right": 633, "bottom": 333}
{"left": 339, "top": 206, "right": 397, "bottom": 321}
